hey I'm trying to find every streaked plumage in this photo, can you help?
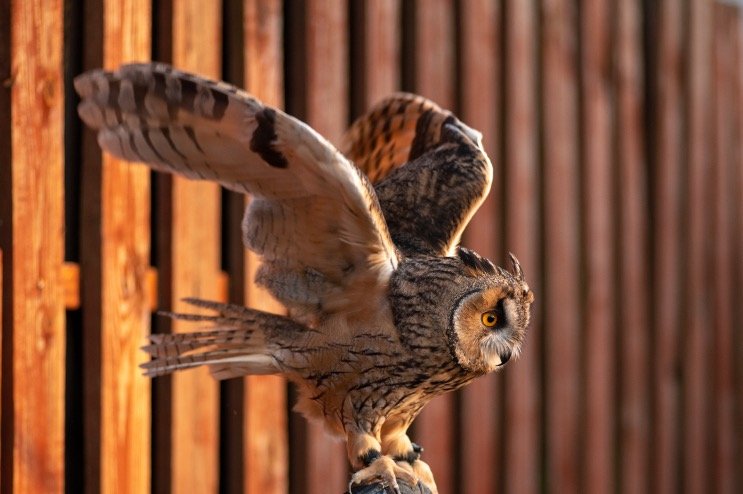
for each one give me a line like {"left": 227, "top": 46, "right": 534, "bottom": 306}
{"left": 75, "top": 63, "right": 534, "bottom": 493}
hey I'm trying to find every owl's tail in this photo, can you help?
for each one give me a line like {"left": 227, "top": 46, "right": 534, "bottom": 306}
{"left": 140, "top": 298, "right": 302, "bottom": 380}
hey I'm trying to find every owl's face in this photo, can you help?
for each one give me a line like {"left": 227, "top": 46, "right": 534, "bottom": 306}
{"left": 448, "top": 253, "right": 534, "bottom": 374}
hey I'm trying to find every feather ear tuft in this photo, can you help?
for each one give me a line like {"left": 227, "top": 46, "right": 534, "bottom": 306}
{"left": 508, "top": 252, "right": 524, "bottom": 281}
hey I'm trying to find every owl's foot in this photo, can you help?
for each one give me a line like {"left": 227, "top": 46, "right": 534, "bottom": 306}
{"left": 388, "top": 444, "right": 437, "bottom": 494}
{"left": 407, "top": 459, "right": 437, "bottom": 494}
{"left": 349, "top": 454, "right": 418, "bottom": 494}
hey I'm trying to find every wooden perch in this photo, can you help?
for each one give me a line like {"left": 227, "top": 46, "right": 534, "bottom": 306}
{"left": 348, "top": 479, "right": 433, "bottom": 494}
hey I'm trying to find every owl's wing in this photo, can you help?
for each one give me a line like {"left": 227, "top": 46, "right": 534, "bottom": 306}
{"left": 343, "top": 93, "right": 493, "bottom": 256}
{"left": 75, "top": 63, "right": 398, "bottom": 319}
{"left": 342, "top": 93, "right": 448, "bottom": 183}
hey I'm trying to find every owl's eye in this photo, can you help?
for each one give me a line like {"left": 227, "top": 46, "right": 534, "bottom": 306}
{"left": 481, "top": 311, "right": 498, "bottom": 327}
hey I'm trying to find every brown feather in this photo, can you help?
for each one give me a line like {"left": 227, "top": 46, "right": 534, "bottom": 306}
{"left": 75, "top": 63, "right": 399, "bottom": 322}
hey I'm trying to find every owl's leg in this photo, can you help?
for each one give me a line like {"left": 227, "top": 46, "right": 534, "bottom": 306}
{"left": 382, "top": 433, "right": 438, "bottom": 494}
{"left": 346, "top": 430, "right": 416, "bottom": 494}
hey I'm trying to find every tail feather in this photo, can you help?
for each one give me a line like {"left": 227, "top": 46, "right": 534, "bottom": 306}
{"left": 142, "top": 328, "right": 258, "bottom": 359}
{"left": 141, "top": 347, "right": 270, "bottom": 378}
{"left": 141, "top": 298, "right": 306, "bottom": 379}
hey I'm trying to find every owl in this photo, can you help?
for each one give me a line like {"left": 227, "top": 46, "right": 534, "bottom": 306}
{"left": 75, "top": 63, "right": 534, "bottom": 494}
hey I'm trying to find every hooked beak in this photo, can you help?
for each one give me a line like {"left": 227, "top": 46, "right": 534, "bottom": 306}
{"left": 497, "top": 349, "right": 512, "bottom": 367}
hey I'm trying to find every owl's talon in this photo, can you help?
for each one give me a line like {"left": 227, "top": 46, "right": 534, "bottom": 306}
{"left": 349, "top": 455, "right": 415, "bottom": 494}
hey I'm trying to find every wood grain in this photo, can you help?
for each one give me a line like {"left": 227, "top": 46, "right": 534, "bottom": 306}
{"left": 581, "top": 0, "right": 616, "bottom": 491}
{"left": 616, "top": 1, "right": 650, "bottom": 492}
{"left": 243, "top": 2, "right": 289, "bottom": 493}
{"left": 541, "top": 0, "right": 581, "bottom": 490}
{"left": 459, "top": 1, "right": 503, "bottom": 492}
{"left": 154, "top": 2, "right": 223, "bottom": 492}
{"left": 409, "top": 1, "right": 456, "bottom": 491}
{"left": 306, "top": 0, "right": 349, "bottom": 145}
{"left": 731, "top": 14, "right": 743, "bottom": 492}
{"left": 4, "top": 1, "right": 66, "bottom": 491}
{"left": 300, "top": 2, "right": 350, "bottom": 492}
{"left": 3, "top": 2, "right": 743, "bottom": 493}
{"left": 650, "top": 2, "right": 683, "bottom": 491}
{"left": 0, "top": 0, "right": 9, "bottom": 483}
{"left": 502, "top": 1, "right": 542, "bottom": 492}
{"left": 711, "top": 7, "right": 736, "bottom": 493}
{"left": 360, "top": 0, "right": 400, "bottom": 108}
{"left": 79, "top": 2, "right": 152, "bottom": 492}
{"left": 683, "top": 1, "right": 712, "bottom": 491}
{"left": 413, "top": 0, "right": 455, "bottom": 107}
{"left": 64, "top": 263, "right": 223, "bottom": 312}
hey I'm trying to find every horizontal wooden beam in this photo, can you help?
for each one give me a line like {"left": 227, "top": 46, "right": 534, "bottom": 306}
{"left": 61, "top": 263, "right": 229, "bottom": 311}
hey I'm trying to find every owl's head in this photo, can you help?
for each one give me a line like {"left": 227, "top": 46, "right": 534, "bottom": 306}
{"left": 448, "top": 248, "right": 534, "bottom": 374}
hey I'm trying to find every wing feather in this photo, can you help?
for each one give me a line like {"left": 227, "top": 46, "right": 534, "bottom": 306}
{"left": 75, "top": 63, "right": 398, "bottom": 318}
{"left": 342, "top": 93, "right": 448, "bottom": 183}
{"left": 343, "top": 93, "right": 493, "bottom": 256}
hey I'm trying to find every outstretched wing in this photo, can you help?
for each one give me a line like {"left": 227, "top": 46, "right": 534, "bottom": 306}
{"left": 75, "top": 62, "right": 398, "bottom": 320}
{"left": 343, "top": 93, "right": 493, "bottom": 256}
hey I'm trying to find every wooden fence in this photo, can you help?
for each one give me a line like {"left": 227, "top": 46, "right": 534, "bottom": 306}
{"left": 1, "top": 0, "right": 742, "bottom": 493}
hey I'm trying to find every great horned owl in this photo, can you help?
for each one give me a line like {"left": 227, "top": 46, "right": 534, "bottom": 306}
{"left": 75, "top": 63, "right": 534, "bottom": 493}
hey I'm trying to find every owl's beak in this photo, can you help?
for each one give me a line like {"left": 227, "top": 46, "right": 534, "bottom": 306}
{"left": 497, "top": 349, "right": 512, "bottom": 367}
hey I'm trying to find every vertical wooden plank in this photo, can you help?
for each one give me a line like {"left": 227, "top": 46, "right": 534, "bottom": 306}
{"left": 541, "top": 0, "right": 581, "bottom": 491}
{"left": 413, "top": 0, "right": 455, "bottom": 106}
{"left": 683, "top": 1, "right": 712, "bottom": 493}
{"left": 301, "top": 2, "right": 349, "bottom": 492}
{"left": 580, "top": 0, "right": 616, "bottom": 492}
{"left": 734, "top": 15, "right": 743, "bottom": 493}
{"left": 155, "top": 2, "right": 222, "bottom": 493}
{"left": 79, "top": 2, "right": 152, "bottom": 493}
{"left": 410, "top": 1, "right": 456, "bottom": 491}
{"left": 357, "top": 0, "right": 400, "bottom": 108}
{"left": 615, "top": 1, "right": 650, "bottom": 493}
{"left": 242, "top": 1, "right": 289, "bottom": 493}
{"left": 650, "top": 2, "right": 683, "bottom": 492}
{"left": 503, "top": 1, "right": 542, "bottom": 492}
{"left": 459, "top": 1, "right": 504, "bottom": 493}
{"left": 711, "top": 7, "right": 736, "bottom": 493}
{"left": 2, "top": 0, "right": 65, "bottom": 492}
{"left": 0, "top": 0, "right": 8, "bottom": 484}
{"left": 732, "top": 15, "right": 743, "bottom": 492}
{"left": 307, "top": 0, "right": 348, "bottom": 144}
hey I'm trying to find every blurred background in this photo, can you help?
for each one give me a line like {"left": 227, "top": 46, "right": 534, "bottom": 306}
{"left": 1, "top": 0, "right": 742, "bottom": 493}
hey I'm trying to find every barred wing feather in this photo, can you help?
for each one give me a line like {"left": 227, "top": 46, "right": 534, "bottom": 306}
{"left": 75, "top": 62, "right": 399, "bottom": 320}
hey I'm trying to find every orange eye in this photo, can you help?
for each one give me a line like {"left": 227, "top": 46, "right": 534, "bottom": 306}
{"left": 481, "top": 311, "right": 498, "bottom": 327}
